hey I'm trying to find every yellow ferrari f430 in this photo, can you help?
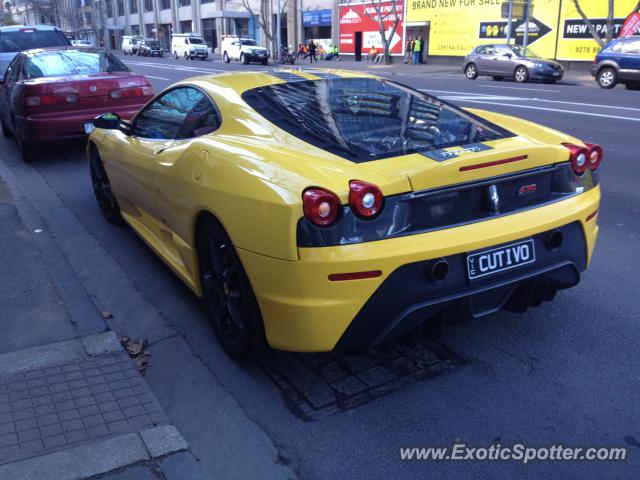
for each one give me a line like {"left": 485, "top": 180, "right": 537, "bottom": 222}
{"left": 88, "top": 69, "right": 601, "bottom": 358}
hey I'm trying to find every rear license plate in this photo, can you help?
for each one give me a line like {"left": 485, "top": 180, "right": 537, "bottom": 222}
{"left": 552, "top": 72, "right": 560, "bottom": 76}
{"left": 84, "top": 122, "right": 94, "bottom": 134}
{"left": 466, "top": 239, "right": 535, "bottom": 280}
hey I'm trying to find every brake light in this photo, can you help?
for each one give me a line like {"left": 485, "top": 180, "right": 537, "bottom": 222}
{"left": 348, "top": 180, "right": 384, "bottom": 219}
{"left": 562, "top": 143, "right": 589, "bottom": 175}
{"left": 302, "top": 187, "right": 340, "bottom": 226}
{"left": 25, "top": 93, "right": 79, "bottom": 106}
{"left": 584, "top": 142, "right": 603, "bottom": 170}
{"left": 109, "top": 85, "right": 153, "bottom": 99}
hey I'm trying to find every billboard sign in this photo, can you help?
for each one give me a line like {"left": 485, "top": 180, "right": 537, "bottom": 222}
{"left": 303, "top": 9, "right": 332, "bottom": 27}
{"left": 339, "top": 1, "right": 405, "bottom": 55}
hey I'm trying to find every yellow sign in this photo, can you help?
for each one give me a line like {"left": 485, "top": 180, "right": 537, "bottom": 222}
{"left": 557, "top": 0, "right": 638, "bottom": 60}
{"left": 406, "top": 0, "right": 639, "bottom": 61}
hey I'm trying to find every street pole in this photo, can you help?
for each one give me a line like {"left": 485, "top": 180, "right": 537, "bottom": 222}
{"left": 276, "top": 0, "right": 282, "bottom": 61}
{"left": 523, "top": 0, "right": 531, "bottom": 49}
{"left": 506, "top": 0, "right": 514, "bottom": 44}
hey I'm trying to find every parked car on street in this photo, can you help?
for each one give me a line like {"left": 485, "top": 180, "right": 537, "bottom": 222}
{"left": 87, "top": 69, "right": 601, "bottom": 359}
{"left": 0, "top": 24, "right": 70, "bottom": 76}
{"left": 0, "top": 47, "right": 153, "bottom": 162}
{"left": 463, "top": 44, "right": 564, "bottom": 83}
{"left": 591, "top": 36, "right": 640, "bottom": 89}
{"left": 137, "top": 39, "right": 163, "bottom": 57}
{"left": 71, "top": 39, "right": 92, "bottom": 47}
{"left": 171, "top": 33, "right": 208, "bottom": 60}
{"left": 121, "top": 35, "right": 143, "bottom": 55}
{"left": 221, "top": 36, "right": 269, "bottom": 65}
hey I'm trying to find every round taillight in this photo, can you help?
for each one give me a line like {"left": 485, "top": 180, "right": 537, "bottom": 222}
{"left": 562, "top": 143, "right": 590, "bottom": 175}
{"left": 349, "top": 180, "right": 384, "bottom": 219}
{"left": 585, "top": 142, "right": 603, "bottom": 170}
{"left": 302, "top": 187, "right": 340, "bottom": 227}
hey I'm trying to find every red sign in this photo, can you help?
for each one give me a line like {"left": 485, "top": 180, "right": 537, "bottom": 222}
{"left": 339, "top": 2, "right": 405, "bottom": 55}
{"left": 620, "top": 12, "right": 640, "bottom": 37}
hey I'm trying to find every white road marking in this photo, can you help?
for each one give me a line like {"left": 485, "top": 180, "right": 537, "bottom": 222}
{"left": 479, "top": 84, "right": 561, "bottom": 93}
{"left": 452, "top": 98, "right": 640, "bottom": 122}
{"left": 123, "top": 60, "right": 226, "bottom": 75}
{"left": 144, "top": 75, "right": 170, "bottom": 80}
{"left": 421, "top": 89, "right": 640, "bottom": 112}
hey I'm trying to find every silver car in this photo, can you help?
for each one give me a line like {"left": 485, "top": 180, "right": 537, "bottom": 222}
{"left": 463, "top": 44, "right": 564, "bottom": 84}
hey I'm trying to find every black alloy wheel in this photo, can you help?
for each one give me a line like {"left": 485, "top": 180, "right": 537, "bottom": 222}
{"left": 90, "top": 148, "right": 122, "bottom": 224}
{"left": 198, "top": 220, "right": 266, "bottom": 359}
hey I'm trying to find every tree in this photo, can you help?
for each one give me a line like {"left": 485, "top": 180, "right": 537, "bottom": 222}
{"left": 236, "top": 0, "right": 288, "bottom": 55}
{"left": 571, "top": 0, "right": 615, "bottom": 47}
{"left": 362, "top": 0, "right": 401, "bottom": 65}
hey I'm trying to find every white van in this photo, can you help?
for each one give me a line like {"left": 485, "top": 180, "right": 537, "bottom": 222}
{"left": 122, "top": 35, "right": 143, "bottom": 55}
{"left": 171, "top": 33, "right": 208, "bottom": 60}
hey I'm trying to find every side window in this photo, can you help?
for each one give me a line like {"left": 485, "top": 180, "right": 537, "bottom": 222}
{"left": 178, "top": 95, "right": 221, "bottom": 138}
{"left": 494, "top": 45, "right": 510, "bottom": 55}
{"left": 622, "top": 40, "right": 640, "bottom": 54}
{"left": 133, "top": 87, "right": 219, "bottom": 140}
{"left": 4, "top": 58, "right": 21, "bottom": 84}
{"left": 476, "top": 45, "right": 493, "bottom": 55}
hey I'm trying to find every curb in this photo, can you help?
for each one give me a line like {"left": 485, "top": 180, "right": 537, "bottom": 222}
{"left": 0, "top": 425, "right": 188, "bottom": 480}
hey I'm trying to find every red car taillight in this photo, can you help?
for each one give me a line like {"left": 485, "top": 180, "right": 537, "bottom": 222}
{"left": 563, "top": 143, "right": 603, "bottom": 175}
{"left": 349, "top": 180, "right": 384, "bottom": 219}
{"left": 25, "top": 93, "right": 79, "bottom": 106}
{"left": 302, "top": 187, "right": 340, "bottom": 227}
{"left": 109, "top": 85, "right": 153, "bottom": 99}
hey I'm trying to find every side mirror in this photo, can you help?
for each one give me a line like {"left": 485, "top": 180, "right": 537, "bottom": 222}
{"left": 93, "top": 112, "right": 121, "bottom": 130}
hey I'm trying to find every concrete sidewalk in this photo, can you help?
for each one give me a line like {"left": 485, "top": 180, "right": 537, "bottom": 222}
{"left": 0, "top": 175, "right": 208, "bottom": 480}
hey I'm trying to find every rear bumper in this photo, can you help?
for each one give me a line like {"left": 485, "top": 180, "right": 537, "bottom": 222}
{"left": 17, "top": 105, "right": 146, "bottom": 143}
{"left": 237, "top": 186, "right": 600, "bottom": 352}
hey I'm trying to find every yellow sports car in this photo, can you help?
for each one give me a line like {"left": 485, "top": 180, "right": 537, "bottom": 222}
{"left": 88, "top": 69, "right": 601, "bottom": 358}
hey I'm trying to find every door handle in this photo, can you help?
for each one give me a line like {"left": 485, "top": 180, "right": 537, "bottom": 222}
{"left": 154, "top": 146, "right": 167, "bottom": 155}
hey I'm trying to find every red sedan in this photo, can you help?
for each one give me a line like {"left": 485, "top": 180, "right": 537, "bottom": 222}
{"left": 0, "top": 46, "right": 153, "bottom": 162}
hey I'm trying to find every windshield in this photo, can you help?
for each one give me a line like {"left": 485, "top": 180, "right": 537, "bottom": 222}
{"left": 241, "top": 39, "right": 258, "bottom": 46}
{"left": 242, "top": 78, "right": 512, "bottom": 163}
{"left": 147, "top": 41, "right": 160, "bottom": 47}
{"left": 188, "top": 38, "right": 205, "bottom": 45}
{"left": 511, "top": 45, "right": 540, "bottom": 58}
{"left": 0, "top": 29, "right": 70, "bottom": 52}
{"left": 24, "top": 50, "right": 130, "bottom": 78}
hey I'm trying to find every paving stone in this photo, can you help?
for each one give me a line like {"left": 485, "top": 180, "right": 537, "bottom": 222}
{"left": 78, "top": 405, "right": 101, "bottom": 417}
{"left": 43, "top": 367, "right": 62, "bottom": 376}
{"left": 330, "top": 376, "right": 369, "bottom": 396}
{"left": 99, "top": 401, "right": 120, "bottom": 414}
{"left": 15, "top": 418, "right": 38, "bottom": 431}
{"left": 319, "top": 362, "right": 350, "bottom": 383}
{"left": 122, "top": 405, "right": 145, "bottom": 418}
{"left": 40, "top": 423, "right": 63, "bottom": 437}
{"left": 42, "top": 433, "right": 66, "bottom": 449}
{"left": 82, "top": 414, "right": 104, "bottom": 428}
{"left": 140, "top": 425, "right": 188, "bottom": 458}
{"left": 65, "top": 429, "right": 89, "bottom": 444}
{"left": 0, "top": 422, "right": 15, "bottom": 435}
{"left": 103, "top": 410, "right": 125, "bottom": 423}
{"left": 19, "top": 438, "right": 44, "bottom": 453}
{"left": 86, "top": 424, "right": 109, "bottom": 438}
{"left": 12, "top": 408, "right": 35, "bottom": 421}
{"left": 36, "top": 412, "right": 58, "bottom": 426}
{"left": 18, "top": 428, "right": 41, "bottom": 443}
{"left": 62, "top": 419, "right": 83, "bottom": 432}
{"left": 0, "top": 432, "right": 18, "bottom": 448}
{"left": 357, "top": 365, "right": 398, "bottom": 388}
{"left": 58, "top": 409, "right": 80, "bottom": 422}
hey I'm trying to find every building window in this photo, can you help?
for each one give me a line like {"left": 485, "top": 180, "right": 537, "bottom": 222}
{"left": 106, "top": 0, "right": 113, "bottom": 18}
{"left": 144, "top": 0, "right": 152, "bottom": 12}
{"left": 117, "top": 0, "right": 124, "bottom": 16}
{"left": 131, "top": 24, "right": 140, "bottom": 35}
{"left": 160, "top": 0, "right": 170, "bottom": 9}
{"left": 145, "top": 23, "right": 154, "bottom": 37}
{"left": 226, "top": 18, "right": 249, "bottom": 37}
{"left": 201, "top": 0, "right": 214, "bottom": 3}
{"left": 179, "top": 0, "right": 191, "bottom": 7}
{"left": 129, "top": 0, "right": 138, "bottom": 14}
{"left": 180, "top": 20, "right": 192, "bottom": 33}
{"left": 202, "top": 18, "right": 217, "bottom": 49}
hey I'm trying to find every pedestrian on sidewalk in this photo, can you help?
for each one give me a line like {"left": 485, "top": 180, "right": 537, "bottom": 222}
{"left": 418, "top": 36, "right": 425, "bottom": 64}
{"left": 367, "top": 45, "right": 378, "bottom": 64}
{"left": 308, "top": 40, "right": 317, "bottom": 63}
{"left": 413, "top": 37, "right": 421, "bottom": 65}
{"left": 404, "top": 37, "right": 412, "bottom": 64}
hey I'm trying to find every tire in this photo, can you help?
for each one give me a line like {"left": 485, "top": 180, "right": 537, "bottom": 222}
{"left": 223, "top": 52, "right": 230, "bottom": 63}
{"left": 89, "top": 146, "right": 122, "bottom": 225}
{"left": 542, "top": 79, "right": 557, "bottom": 84}
{"left": 514, "top": 65, "right": 529, "bottom": 83}
{"left": 1, "top": 117, "right": 12, "bottom": 138}
{"left": 14, "top": 125, "right": 34, "bottom": 163}
{"left": 200, "top": 56, "right": 206, "bottom": 61}
{"left": 262, "top": 59, "right": 268, "bottom": 66}
{"left": 240, "top": 53, "right": 249, "bottom": 65}
{"left": 465, "top": 63, "right": 478, "bottom": 79}
{"left": 492, "top": 76, "right": 504, "bottom": 81}
{"left": 197, "top": 218, "right": 266, "bottom": 359}
{"left": 597, "top": 68, "right": 617, "bottom": 89}
{"left": 184, "top": 52, "right": 189, "bottom": 60}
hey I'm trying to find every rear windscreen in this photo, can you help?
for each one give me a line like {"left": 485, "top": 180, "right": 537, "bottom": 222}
{"left": 25, "top": 50, "right": 129, "bottom": 78}
{"left": 242, "top": 77, "right": 513, "bottom": 162}
{"left": 0, "top": 30, "right": 70, "bottom": 53}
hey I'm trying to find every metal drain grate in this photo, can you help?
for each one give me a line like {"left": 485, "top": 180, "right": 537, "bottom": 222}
{"left": 257, "top": 341, "right": 460, "bottom": 419}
